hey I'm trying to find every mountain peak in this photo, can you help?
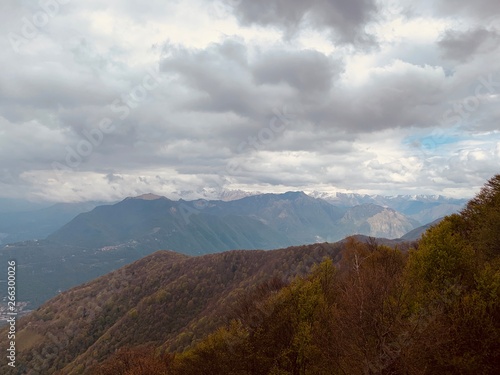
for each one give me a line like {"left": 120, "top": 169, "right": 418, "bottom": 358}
{"left": 281, "top": 191, "right": 308, "bottom": 199}
{"left": 131, "top": 193, "right": 165, "bottom": 201}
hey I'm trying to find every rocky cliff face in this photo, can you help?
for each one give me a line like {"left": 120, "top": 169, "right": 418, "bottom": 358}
{"left": 338, "top": 204, "right": 419, "bottom": 239}
{"left": 366, "top": 207, "right": 418, "bottom": 238}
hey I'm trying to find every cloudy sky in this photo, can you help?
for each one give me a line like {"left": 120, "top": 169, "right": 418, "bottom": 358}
{"left": 1, "top": 0, "right": 499, "bottom": 202}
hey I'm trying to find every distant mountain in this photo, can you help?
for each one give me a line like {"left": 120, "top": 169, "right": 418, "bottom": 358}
{"left": 48, "top": 192, "right": 417, "bottom": 254}
{"left": 171, "top": 188, "right": 260, "bottom": 202}
{"left": 202, "top": 191, "right": 346, "bottom": 244}
{"left": 406, "top": 204, "right": 462, "bottom": 225}
{"left": 309, "top": 192, "right": 467, "bottom": 223}
{"left": 337, "top": 204, "right": 420, "bottom": 239}
{"left": 1, "top": 192, "right": 421, "bottom": 310}
{"left": 400, "top": 217, "right": 444, "bottom": 241}
{"left": 0, "top": 192, "right": 460, "bottom": 247}
{"left": 0, "top": 197, "right": 50, "bottom": 213}
{"left": 0, "top": 201, "right": 104, "bottom": 244}
{"left": 0, "top": 243, "right": 344, "bottom": 374}
{"left": 47, "top": 195, "right": 292, "bottom": 254}
{"left": 3, "top": 175, "right": 496, "bottom": 375}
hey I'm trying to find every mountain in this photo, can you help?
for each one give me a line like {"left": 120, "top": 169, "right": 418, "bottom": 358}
{"left": 1, "top": 191, "right": 297, "bottom": 309}
{"left": 0, "top": 192, "right": 420, "bottom": 310}
{"left": 309, "top": 192, "right": 467, "bottom": 223}
{"left": 405, "top": 203, "right": 462, "bottom": 224}
{"left": 47, "top": 195, "right": 292, "bottom": 254}
{"left": 400, "top": 217, "right": 444, "bottom": 241}
{"left": 0, "top": 201, "right": 104, "bottom": 245}
{"left": 0, "top": 242, "right": 344, "bottom": 374}
{"left": 4, "top": 175, "right": 497, "bottom": 375}
{"left": 203, "top": 191, "right": 346, "bottom": 243}
{"left": 171, "top": 188, "right": 259, "bottom": 202}
{"left": 336, "top": 204, "right": 420, "bottom": 239}
{"left": 0, "top": 192, "right": 462, "bottom": 248}
{"left": 48, "top": 192, "right": 416, "bottom": 253}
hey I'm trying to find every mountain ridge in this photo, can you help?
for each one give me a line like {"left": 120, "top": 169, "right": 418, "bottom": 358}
{"left": 0, "top": 191, "right": 460, "bottom": 311}
{"left": 0, "top": 242, "right": 346, "bottom": 374}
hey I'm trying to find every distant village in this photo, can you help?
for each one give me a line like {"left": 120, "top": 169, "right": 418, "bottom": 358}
{"left": 0, "top": 301, "right": 31, "bottom": 325}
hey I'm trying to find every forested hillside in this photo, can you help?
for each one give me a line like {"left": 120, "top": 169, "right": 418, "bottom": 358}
{"left": 0, "top": 243, "right": 346, "bottom": 374}
{"left": 1, "top": 176, "right": 498, "bottom": 375}
{"left": 0, "top": 191, "right": 418, "bottom": 310}
{"left": 95, "top": 175, "right": 500, "bottom": 375}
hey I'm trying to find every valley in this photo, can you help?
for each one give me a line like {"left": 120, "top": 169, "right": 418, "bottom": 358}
{"left": 0, "top": 191, "right": 460, "bottom": 310}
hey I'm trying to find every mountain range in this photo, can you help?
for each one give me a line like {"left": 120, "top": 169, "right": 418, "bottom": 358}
{"left": 308, "top": 191, "right": 467, "bottom": 224}
{"left": 0, "top": 191, "right": 464, "bottom": 310}
{"left": 0, "top": 185, "right": 486, "bottom": 374}
{"left": 0, "top": 191, "right": 465, "bottom": 246}
{"left": 46, "top": 192, "right": 425, "bottom": 253}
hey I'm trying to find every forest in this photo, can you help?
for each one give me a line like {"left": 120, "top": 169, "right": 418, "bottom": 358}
{"left": 95, "top": 175, "right": 500, "bottom": 374}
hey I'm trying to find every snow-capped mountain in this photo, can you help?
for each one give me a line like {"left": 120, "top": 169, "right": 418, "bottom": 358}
{"left": 307, "top": 191, "right": 468, "bottom": 223}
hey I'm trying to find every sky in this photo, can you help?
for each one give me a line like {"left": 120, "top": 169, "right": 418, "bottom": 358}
{"left": 0, "top": 0, "right": 499, "bottom": 202}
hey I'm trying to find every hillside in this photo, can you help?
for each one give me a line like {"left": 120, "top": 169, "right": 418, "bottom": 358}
{"left": 0, "top": 242, "right": 344, "bottom": 374}
{"left": 336, "top": 203, "right": 419, "bottom": 239}
{"left": 48, "top": 192, "right": 418, "bottom": 253}
{"left": 0, "top": 192, "right": 421, "bottom": 311}
{"left": 92, "top": 174, "right": 499, "bottom": 375}
{"left": 47, "top": 192, "right": 345, "bottom": 251}
{"left": 400, "top": 217, "right": 444, "bottom": 241}
{"left": 1, "top": 171, "right": 497, "bottom": 374}
{"left": 311, "top": 192, "right": 467, "bottom": 223}
{"left": 0, "top": 239, "right": 154, "bottom": 309}
{"left": 48, "top": 196, "right": 291, "bottom": 254}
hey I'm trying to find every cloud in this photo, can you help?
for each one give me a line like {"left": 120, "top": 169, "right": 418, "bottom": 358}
{"left": 434, "top": 0, "right": 500, "bottom": 19}
{"left": 0, "top": 0, "right": 498, "bottom": 202}
{"left": 160, "top": 39, "right": 258, "bottom": 117}
{"left": 438, "top": 28, "right": 500, "bottom": 62}
{"left": 331, "top": 61, "right": 450, "bottom": 132}
{"left": 252, "top": 49, "right": 341, "bottom": 94}
{"left": 228, "top": 0, "right": 379, "bottom": 46}
{"left": 159, "top": 40, "right": 454, "bottom": 138}
{"left": 160, "top": 39, "right": 344, "bottom": 122}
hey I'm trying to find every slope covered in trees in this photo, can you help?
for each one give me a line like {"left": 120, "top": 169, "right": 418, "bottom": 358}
{"left": 0, "top": 191, "right": 432, "bottom": 311}
{"left": 1, "top": 176, "right": 498, "bottom": 374}
{"left": 0, "top": 243, "right": 344, "bottom": 374}
{"left": 95, "top": 175, "right": 500, "bottom": 374}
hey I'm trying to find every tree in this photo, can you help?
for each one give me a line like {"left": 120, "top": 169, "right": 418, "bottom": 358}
{"left": 461, "top": 174, "right": 500, "bottom": 260}
{"left": 401, "top": 175, "right": 500, "bottom": 373}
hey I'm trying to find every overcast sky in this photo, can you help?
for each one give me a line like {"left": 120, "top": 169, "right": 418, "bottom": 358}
{"left": 1, "top": 0, "right": 499, "bottom": 202}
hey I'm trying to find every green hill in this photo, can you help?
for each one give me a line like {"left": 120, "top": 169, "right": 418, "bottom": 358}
{"left": 0, "top": 243, "right": 344, "bottom": 374}
{"left": 97, "top": 175, "right": 500, "bottom": 374}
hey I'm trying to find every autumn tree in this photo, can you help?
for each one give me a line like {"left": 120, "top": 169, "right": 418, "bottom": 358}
{"left": 401, "top": 175, "right": 500, "bottom": 374}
